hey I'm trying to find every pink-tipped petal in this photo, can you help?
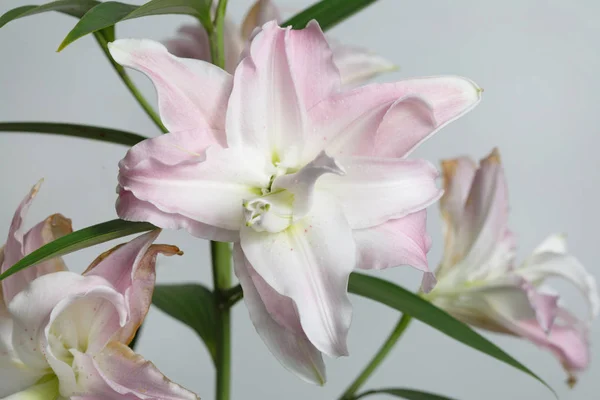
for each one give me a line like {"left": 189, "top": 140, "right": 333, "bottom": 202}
{"left": 318, "top": 156, "right": 442, "bottom": 230}
{"left": 353, "top": 211, "right": 434, "bottom": 291}
{"left": 233, "top": 244, "right": 326, "bottom": 384}
{"left": 117, "top": 189, "right": 238, "bottom": 242}
{"left": 227, "top": 22, "right": 306, "bottom": 158}
{"left": 307, "top": 76, "right": 481, "bottom": 159}
{"left": 119, "top": 129, "right": 224, "bottom": 171}
{"left": 119, "top": 146, "right": 271, "bottom": 233}
{"left": 328, "top": 39, "right": 397, "bottom": 86}
{"left": 240, "top": 193, "right": 355, "bottom": 357}
{"left": 108, "top": 39, "right": 233, "bottom": 134}
{"left": 284, "top": 21, "right": 340, "bottom": 110}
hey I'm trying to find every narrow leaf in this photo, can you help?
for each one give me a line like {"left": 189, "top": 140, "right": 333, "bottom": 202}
{"left": 282, "top": 0, "right": 379, "bottom": 31}
{"left": 152, "top": 284, "right": 217, "bottom": 364}
{"left": 0, "top": 122, "right": 147, "bottom": 146}
{"left": 348, "top": 273, "right": 555, "bottom": 396}
{"left": 0, "top": 220, "right": 156, "bottom": 281}
{"left": 356, "top": 388, "right": 457, "bottom": 400}
{"left": 0, "top": 1, "right": 101, "bottom": 28}
{"left": 58, "top": 0, "right": 211, "bottom": 51}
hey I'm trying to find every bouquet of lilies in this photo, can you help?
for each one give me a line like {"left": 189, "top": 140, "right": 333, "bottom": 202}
{"left": 0, "top": 1, "right": 597, "bottom": 399}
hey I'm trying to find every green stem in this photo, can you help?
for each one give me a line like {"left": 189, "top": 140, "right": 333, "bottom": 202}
{"left": 211, "top": 241, "right": 232, "bottom": 400}
{"left": 209, "top": 0, "right": 229, "bottom": 69}
{"left": 339, "top": 314, "right": 413, "bottom": 400}
{"left": 93, "top": 31, "right": 167, "bottom": 134}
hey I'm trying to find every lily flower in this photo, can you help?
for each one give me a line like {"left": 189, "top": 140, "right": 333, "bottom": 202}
{"left": 109, "top": 21, "right": 481, "bottom": 383}
{"left": 165, "top": 0, "right": 397, "bottom": 85}
{"left": 0, "top": 182, "right": 198, "bottom": 399}
{"left": 428, "top": 149, "right": 599, "bottom": 385}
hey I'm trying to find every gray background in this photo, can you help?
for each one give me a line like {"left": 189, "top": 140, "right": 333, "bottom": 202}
{"left": 0, "top": 0, "right": 598, "bottom": 399}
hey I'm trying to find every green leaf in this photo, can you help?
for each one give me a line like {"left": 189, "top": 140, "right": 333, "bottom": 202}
{"left": 152, "top": 284, "right": 217, "bottom": 364}
{"left": 348, "top": 273, "right": 555, "bottom": 396}
{"left": 281, "top": 0, "right": 379, "bottom": 31}
{"left": 0, "top": 219, "right": 156, "bottom": 281}
{"left": 0, "top": 1, "right": 101, "bottom": 29}
{"left": 356, "top": 388, "right": 457, "bottom": 400}
{"left": 58, "top": 0, "right": 212, "bottom": 51}
{"left": 0, "top": 122, "right": 147, "bottom": 146}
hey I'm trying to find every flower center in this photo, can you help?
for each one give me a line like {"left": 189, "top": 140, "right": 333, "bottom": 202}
{"left": 243, "top": 151, "right": 345, "bottom": 234}
{"left": 244, "top": 191, "right": 294, "bottom": 233}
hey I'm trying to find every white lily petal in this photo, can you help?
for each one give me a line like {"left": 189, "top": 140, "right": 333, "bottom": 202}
{"left": 119, "top": 146, "right": 272, "bottom": 232}
{"left": 227, "top": 22, "right": 305, "bottom": 159}
{"left": 318, "top": 156, "right": 441, "bottom": 229}
{"left": 240, "top": 193, "right": 355, "bottom": 357}
{"left": 8, "top": 272, "right": 125, "bottom": 371}
{"left": 233, "top": 244, "right": 326, "bottom": 384}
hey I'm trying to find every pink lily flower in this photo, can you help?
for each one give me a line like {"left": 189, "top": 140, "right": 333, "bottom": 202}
{"left": 109, "top": 21, "right": 481, "bottom": 383}
{"left": 0, "top": 183, "right": 199, "bottom": 399}
{"left": 428, "top": 149, "right": 599, "bottom": 385}
{"left": 165, "top": 0, "right": 397, "bottom": 85}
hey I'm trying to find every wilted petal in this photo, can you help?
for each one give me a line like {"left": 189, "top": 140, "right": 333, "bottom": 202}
{"left": 318, "top": 156, "right": 441, "bottom": 229}
{"left": 165, "top": 24, "right": 211, "bottom": 62}
{"left": 72, "top": 342, "right": 199, "bottom": 399}
{"left": 2, "top": 182, "right": 72, "bottom": 305}
{"left": 241, "top": 0, "right": 282, "bottom": 39}
{"left": 329, "top": 39, "right": 397, "bottom": 86}
{"left": 517, "top": 309, "right": 590, "bottom": 375}
{"left": 22, "top": 213, "right": 71, "bottom": 274}
{"left": 2, "top": 182, "right": 41, "bottom": 303}
{"left": 233, "top": 244, "right": 326, "bottom": 384}
{"left": 446, "top": 149, "right": 512, "bottom": 281}
{"left": 353, "top": 211, "right": 435, "bottom": 291}
{"left": 307, "top": 76, "right": 481, "bottom": 160}
{"left": 109, "top": 39, "right": 233, "bottom": 134}
{"left": 119, "top": 146, "right": 271, "bottom": 233}
{"left": 518, "top": 244, "right": 600, "bottom": 320}
{"left": 84, "top": 230, "right": 182, "bottom": 345}
{"left": 240, "top": 193, "right": 354, "bottom": 357}
{"left": 461, "top": 277, "right": 558, "bottom": 334}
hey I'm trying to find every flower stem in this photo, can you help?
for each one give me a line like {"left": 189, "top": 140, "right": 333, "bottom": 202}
{"left": 339, "top": 314, "right": 413, "bottom": 400}
{"left": 93, "top": 31, "right": 168, "bottom": 134}
{"left": 211, "top": 241, "right": 232, "bottom": 400}
{"left": 209, "top": 0, "right": 230, "bottom": 69}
